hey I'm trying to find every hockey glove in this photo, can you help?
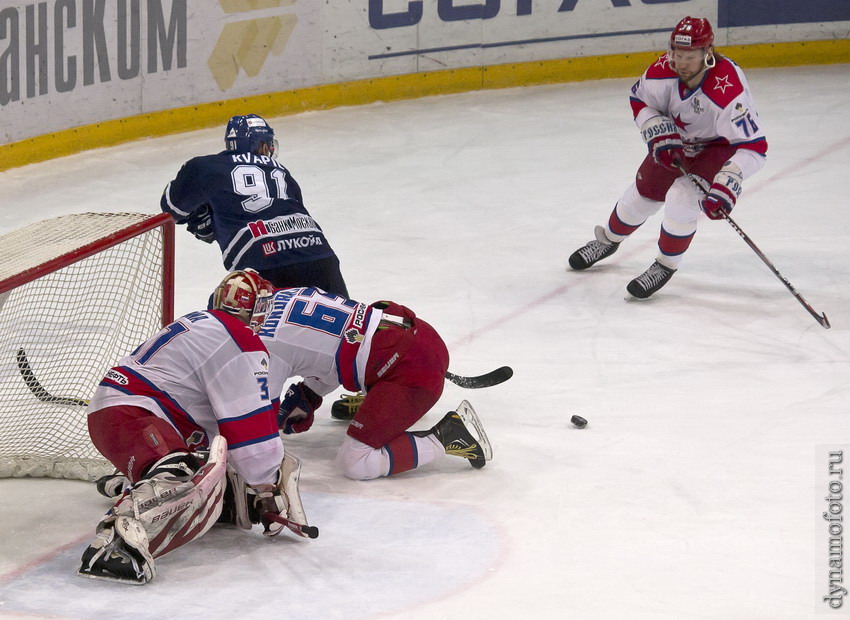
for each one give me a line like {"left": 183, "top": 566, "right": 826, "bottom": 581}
{"left": 641, "top": 116, "right": 685, "bottom": 171}
{"left": 186, "top": 204, "right": 214, "bottom": 243}
{"left": 278, "top": 382, "right": 323, "bottom": 434}
{"left": 701, "top": 161, "right": 743, "bottom": 220}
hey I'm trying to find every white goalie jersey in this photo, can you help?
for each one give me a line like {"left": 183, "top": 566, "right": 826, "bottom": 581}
{"left": 87, "top": 309, "right": 282, "bottom": 486}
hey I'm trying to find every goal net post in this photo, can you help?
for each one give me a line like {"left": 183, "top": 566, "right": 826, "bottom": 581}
{"left": 0, "top": 213, "right": 174, "bottom": 481}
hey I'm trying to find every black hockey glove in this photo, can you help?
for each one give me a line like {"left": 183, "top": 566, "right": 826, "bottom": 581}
{"left": 185, "top": 204, "right": 214, "bottom": 243}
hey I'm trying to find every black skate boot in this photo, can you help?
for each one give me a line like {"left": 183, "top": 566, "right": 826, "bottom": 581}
{"left": 331, "top": 393, "right": 364, "bottom": 420}
{"left": 413, "top": 410, "right": 489, "bottom": 469}
{"left": 568, "top": 225, "right": 620, "bottom": 270}
{"left": 626, "top": 260, "right": 676, "bottom": 299}
{"left": 96, "top": 472, "right": 128, "bottom": 498}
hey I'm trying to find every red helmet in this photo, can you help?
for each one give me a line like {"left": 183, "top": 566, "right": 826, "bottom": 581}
{"left": 670, "top": 16, "right": 714, "bottom": 50}
{"left": 213, "top": 269, "right": 275, "bottom": 332}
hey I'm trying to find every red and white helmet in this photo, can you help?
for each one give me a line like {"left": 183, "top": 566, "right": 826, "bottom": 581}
{"left": 212, "top": 269, "right": 275, "bottom": 332}
{"left": 669, "top": 16, "right": 716, "bottom": 70}
{"left": 670, "top": 16, "right": 714, "bottom": 50}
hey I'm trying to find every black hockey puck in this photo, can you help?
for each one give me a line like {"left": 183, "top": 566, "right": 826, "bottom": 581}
{"left": 570, "top": 415, "right": 588, "bottom": 429}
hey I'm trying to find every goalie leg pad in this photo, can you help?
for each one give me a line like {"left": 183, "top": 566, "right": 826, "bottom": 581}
{"left": 110, "top": 435, "right": 228, "bottom": 558}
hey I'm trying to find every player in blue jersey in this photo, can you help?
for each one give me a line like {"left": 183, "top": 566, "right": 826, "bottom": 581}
{"left": 161, "top": 114, "right": 349, "bottom": 297}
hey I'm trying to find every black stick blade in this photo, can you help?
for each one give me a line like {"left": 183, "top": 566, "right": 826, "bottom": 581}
{"left": 445, "top": 366, "right": 513, "bottom": 389}
{"left": 16, "top": 348, "right": 89, "bottom": 407}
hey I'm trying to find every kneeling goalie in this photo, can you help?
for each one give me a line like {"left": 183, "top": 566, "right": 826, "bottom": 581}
{"left": 78, "top": 269, "right": 314, "bottom": 585}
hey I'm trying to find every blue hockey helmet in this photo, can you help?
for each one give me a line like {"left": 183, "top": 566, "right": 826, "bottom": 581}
{"left": 224, "top": 114, "right": 277, "bottom": 156}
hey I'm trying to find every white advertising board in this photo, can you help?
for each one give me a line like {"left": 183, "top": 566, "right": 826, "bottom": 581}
{"left": 1, "top": 0, "right": 847, "bottom": 144}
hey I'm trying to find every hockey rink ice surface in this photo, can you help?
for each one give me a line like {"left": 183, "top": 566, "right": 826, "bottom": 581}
{"left": 1, "top": 64, "right": 849, "bottom": 619}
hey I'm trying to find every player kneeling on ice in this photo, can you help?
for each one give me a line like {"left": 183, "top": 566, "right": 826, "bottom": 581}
{"left": 79, "top": 270, "right": 314, "bottom": 586}
{"left": 257, "top": 287, "right": 493, "bottom": 480}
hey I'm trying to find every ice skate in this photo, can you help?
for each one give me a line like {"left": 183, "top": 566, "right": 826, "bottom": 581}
{"left": 331, "top": 393, "right": 364, "bottom": 420}
{"left": 95, "top": 472, "right": 128, "bottom": 498}
{"left": 626, "top": 260, "right": 676, "bottom": 299}
{"left": 413, "top": 401, "right": 492, "bottom": 469}
{"left": 78, "top": 517, "right": 155, "bottom": 585}
{"left": 568, "top": 225, "right": 620, "bottom": 270}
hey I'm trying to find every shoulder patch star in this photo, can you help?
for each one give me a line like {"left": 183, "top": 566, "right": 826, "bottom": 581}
{"left": 673, "top": 114, "right": 689, "bottom": 130}
{"left": 714, "top": 75, "right": 732, "bottom": 93}
{"left": 654, "top": 54, "right": 671, "bottom": 70}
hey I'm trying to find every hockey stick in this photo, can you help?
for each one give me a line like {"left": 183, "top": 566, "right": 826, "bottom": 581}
{"left": 262, "top": 512, "right": 319, "bottom": 539}
{"left": 683, "top": 173, "right": 830, "bottom": 329}
{"left": 16, "top": 348, "right": 90, "bottom": 406}
{"left": 445, "top": 366, "right": 513, "bottom": 389}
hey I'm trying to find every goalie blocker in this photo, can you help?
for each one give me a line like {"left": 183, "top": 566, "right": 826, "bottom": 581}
{"left": 218, "top": 452, "right": 315, "bottom": 538}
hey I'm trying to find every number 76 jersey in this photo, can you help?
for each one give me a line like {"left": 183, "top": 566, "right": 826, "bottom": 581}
{"left": 630, "top": 53, "right": 768, "bottom": 160}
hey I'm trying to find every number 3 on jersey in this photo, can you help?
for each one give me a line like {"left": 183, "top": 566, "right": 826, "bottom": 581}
{"left": 231, "top": 164, "right": 290, "bottom": 213}
{"left": 257, "top": 376, "right": 269, "bottom": 400}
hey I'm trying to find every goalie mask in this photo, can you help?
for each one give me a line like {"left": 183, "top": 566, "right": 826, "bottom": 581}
{"left": 668, "top": 16, "right": 715, "bottom": 72}
{"left": 224, "top": 114, "right": 278, "bottom": 158}
{"left": 212, "top": 269, "right": 275, "bottom": 332}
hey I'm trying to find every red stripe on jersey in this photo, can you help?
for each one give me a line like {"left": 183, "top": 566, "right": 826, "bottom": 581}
{"left": 736, "top": 138, "right": 768, "bottom": 156}
{"left": 217, "top": 407, "right": 279, "bottom": 449}
{"left": 335, "top": 303, "right": 373, "bottom": 392}
{"left": 101, "top": 367, "right": 206, "bottom": 447}
{"left": 209, "top": 310, "right": 269, "bottom": 354}
{"left": 630, "top": 97, "right": 647, "bottom": 119}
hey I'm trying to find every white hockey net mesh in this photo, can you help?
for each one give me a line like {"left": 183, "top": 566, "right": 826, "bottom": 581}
{"left": 0, "top": 213, "right": 173, "bottom": 481}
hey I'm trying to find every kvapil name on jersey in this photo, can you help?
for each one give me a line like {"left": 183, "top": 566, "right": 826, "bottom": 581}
{"left": 229, "top": 153, "right": 286, "bottom": 168}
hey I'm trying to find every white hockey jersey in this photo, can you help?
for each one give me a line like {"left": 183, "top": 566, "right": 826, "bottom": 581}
{"left": 256, "top": 287, "right": 384, "bottom": 398}
{"left": 630, "top": 53, "right": 768, "bottom": 178}
{"left": 87, "top": 310, "right": 282, "bottom": 486}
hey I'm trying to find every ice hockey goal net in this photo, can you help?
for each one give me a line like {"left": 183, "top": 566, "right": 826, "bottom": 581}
{"left": 0, "top": 213, "right": 174, "bottom": 481}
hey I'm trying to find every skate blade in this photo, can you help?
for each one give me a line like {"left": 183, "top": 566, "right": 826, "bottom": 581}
{"left": 77, "top": 566, "right": 149, "bottom": 585}
{"left": 455, "top": 400, "right": 493, "bottom": 462}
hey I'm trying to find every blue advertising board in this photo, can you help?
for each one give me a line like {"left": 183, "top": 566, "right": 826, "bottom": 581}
{"left": 719, "top": 0, "right": 850, "bottom": 27}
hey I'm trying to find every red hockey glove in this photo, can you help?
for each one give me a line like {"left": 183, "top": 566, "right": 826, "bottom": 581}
{"left": 701, "top": 162, "right": 743, "bottom": 220}
{"left": 641, "top": 116, "right": 685, "bottom": 171}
